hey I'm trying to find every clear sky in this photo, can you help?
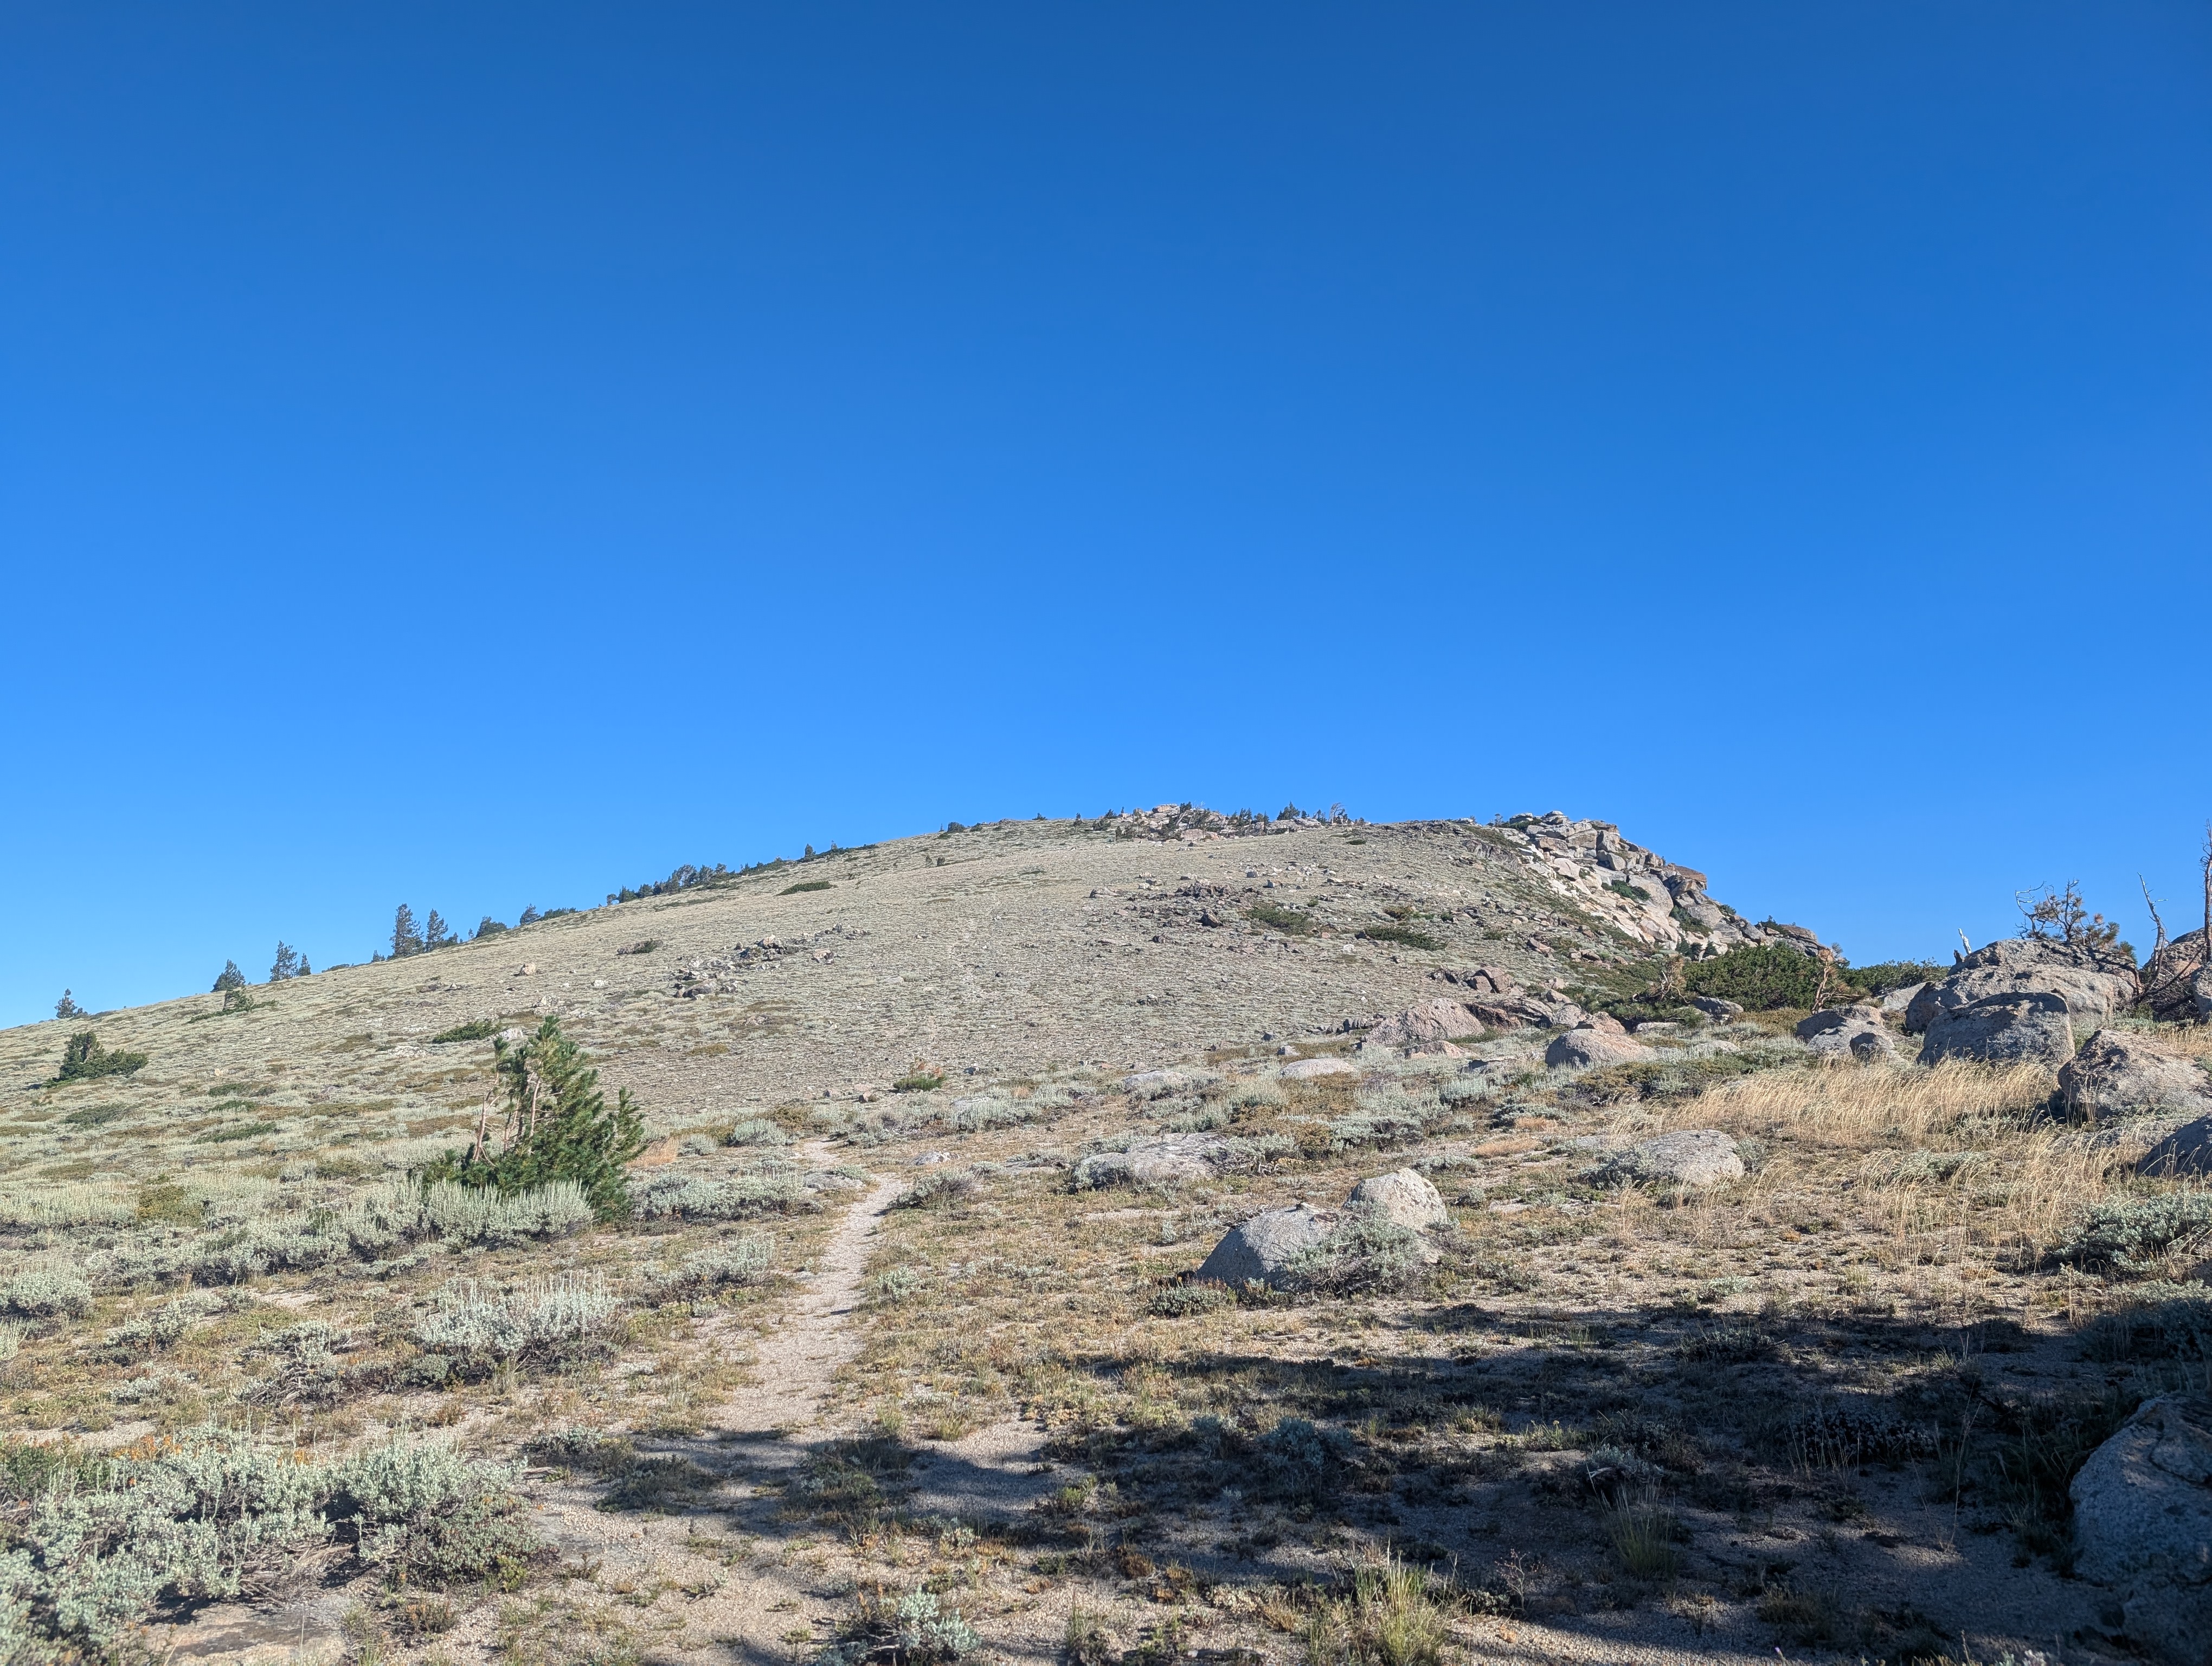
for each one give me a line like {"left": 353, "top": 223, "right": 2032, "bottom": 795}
{"left": 4, "top": 4, "right": 2209, "bottom": 1026}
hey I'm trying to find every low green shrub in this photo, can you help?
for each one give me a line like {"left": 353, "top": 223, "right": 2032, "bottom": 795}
{"left": 2078, "top": 1281, "right": 2212, "bottom": 1361}
{"left": 1684, "top": 945, "right": 1829, "bottom": 1010}
{"left": 892, "top": 1069, "right": 946, "bottom": 1093}
{"left": 780, "top": 880, "right": 832, "bottom": 895}
{"left": 1148, "top": 1281, "right": 1235, "bottom": 1318}
{"left": 1361, "top": 922, "right": 1442, "bottom": 951}
{"left": 1248, "top": 901, "right": 1314, "bottom": 935}
{"left": 52, "top": 1031, "right": 146, "bottom": 1084}
{"left": 724, "top": 1116, "right": 788, "bottom": 1147}
{"left": 2056, "top": 1191, "right": 2212, "bottom": 1274}
{"left": 430, "top": 1018, "right": 504, "bottom": 1043}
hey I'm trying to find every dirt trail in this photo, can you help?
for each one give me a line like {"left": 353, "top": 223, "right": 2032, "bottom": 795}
{"left": 722, "top": 1142, "right": 902, "bottom": 1438}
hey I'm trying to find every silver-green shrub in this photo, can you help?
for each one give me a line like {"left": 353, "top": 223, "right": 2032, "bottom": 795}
{"left": 410, "top": 1272, "right": 616, "bottom": 1362}
{"left": 631, "top": 1167, "right": 809, "bottom": 1220}
{"left": 4, "top": 1266, "right": 93, "bottom": 1318}
{"left": 650, "top": 1236, "right": 773, "bottom": 1300}
{"left": 423, "top": 1179, "right": 591, "bottom": 1246}
{"left": 724, "top": 1116, "right": 789, "bottom": 1147}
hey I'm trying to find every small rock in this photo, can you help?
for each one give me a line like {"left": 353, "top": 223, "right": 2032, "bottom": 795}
{"left": 2069, "top": 1392, "right": 2212, "bottom": 1664}
{"left": 516, "top": 963, "right": 538, "bottom": 976}
{"left": 1918, "top": 991, "right": 2074, "bottom": 1069}
{"left": 1279, "top": 1058, "right": 1357, "bottom": 1080}
{"left": 1592, "top": 1130, "right": 1744, "bottom": 1188}
{"left": 1689, "top": 995, "right": 1744, "bottom": 1022}
{"left": 1345, "top": 1168, "right": 1449, "bottom": 1231}
{"left": 1878, "top": 982, "right": 1927, "bottom": 1015}
{"left": 2062, "top": 1030, "right": 2212, "bottom": 1120}
{"left": 2138, "top": 1117, "right": 2212, "bottom": 1178}
{"left": 1544, "top": 1028, "right": 1658, "bottom": 1069}
{"left": 1196, "top": 1204, "right": 1332, "bottom": 1289}
{"left": 1795, "top": 1004, "right": 1897, "bottom": 1061}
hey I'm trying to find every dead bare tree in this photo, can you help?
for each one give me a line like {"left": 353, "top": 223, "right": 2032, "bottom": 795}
{"left": 2141, "top": 873, "right": 2169, "bottom": 957}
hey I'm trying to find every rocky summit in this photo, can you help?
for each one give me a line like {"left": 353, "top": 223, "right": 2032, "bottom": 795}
{"left": 7, "top": 808, "right": 2212, "bottom": 1666}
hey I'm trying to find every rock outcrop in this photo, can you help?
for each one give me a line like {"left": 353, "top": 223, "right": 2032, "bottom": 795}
{"left": 1196, "top": 1204, "right": 1331, "bottom": 1288}
{"left": 1345, "top": 1168, "right": 1449, "bottom": 1231}
{"left": 1591, "top": 1130, "right": 1744, "bottom": 1188}
{"left": 2060, "top": 1030, "right": 2212, "bottom": 1120}
{"left": 1918, "top": 991, "right": 2075, "bottom": 1068}
{"left": 1279, "top": 1058, "right": 1356, "bottom": 1081}
{"left": 2069, "top": 1392, "right": 2212, "bottom": 1665}
{"left": 1795, "top": 1005, "right": 1897, "bottom": 1061}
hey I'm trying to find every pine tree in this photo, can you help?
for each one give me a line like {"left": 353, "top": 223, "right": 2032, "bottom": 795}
{"left": 518, "top": 905, "right": 541, "bottom": 926}
{"left": 298, "top": 956, "right": 311, "bottom": 977}
{"left": 269, "top": 941, "right": 301, "bottom": 982}
{"left": 423, "top": 909, "right": 454, "bottom": 949}
{"left": 434, "top": 1017, "right": 645, "bottom": 1218}
{"left": 212, "top": 960, "right": 247, "bottom": 993}
{"left": 391, "top": 904, "right": 423, "bottom": 958}
{"left": 54, "top": 990, "right": 85, "bottom": 1020}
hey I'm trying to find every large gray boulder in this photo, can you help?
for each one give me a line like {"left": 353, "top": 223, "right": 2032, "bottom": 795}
{"left": 1345, "top": 1168, "right": 1449, "bottom": 1231}
{"left": 1197, "top": 1204, "right": 1332, "bottom": 1289}
{"left": 1927, "top": 937, "right": 2140, "bottom": 1030}
{"left": 2140, "top": 930, "right": 2209, "bottom": 1023}
{"left": 1072, "top": 1133, "right": 1252, "bottom": 1189}
{"left": 2061, "top": 1030, "right": 2212, "bottom": 1120}
{"left": 1795, "top": 1005, "right": 1897, "bottom": 1061}
{"left": 1918, "top": 991, "right": 2075, "bottom": 1069}
{"left": 2069, "top": 1392, "right": 2212, "bottom": 1664}
{"left": 1689, "top": 995, "right": 1744, "bottom": 1022}
{"left": 1545, "top": 1026, "right": 1657, "bottom": 1069}
{"left": 1592, "top": 1130, "right": 1744, "bottom": 1188}
{"left": 1365, "top": 998, "right": 1484, "bottom": 1047}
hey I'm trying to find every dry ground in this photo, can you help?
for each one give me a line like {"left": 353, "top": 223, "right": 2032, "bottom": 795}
{"left": 3, "top": 818, "right": 2207, "bottom": 1666}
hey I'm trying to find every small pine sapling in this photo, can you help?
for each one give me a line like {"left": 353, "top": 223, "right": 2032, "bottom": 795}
{"left": 54, "top": 990, "right": 85, "bottom": 1020}
{"left": 430, "top": 1017, "right": 645, "bottom": 1219}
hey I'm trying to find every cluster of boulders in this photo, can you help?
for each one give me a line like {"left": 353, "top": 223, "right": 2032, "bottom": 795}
{"left": 1901, "top": 936, "right": 2140, "bottom": 1066}
{"left": 671, "top": 937, "right": 795, "bottom": 997}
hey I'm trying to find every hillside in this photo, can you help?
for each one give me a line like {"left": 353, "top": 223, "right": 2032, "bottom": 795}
{"left": 3, "top": 809, "right": 2205, "bottom": 1666}
{"left": 0, "top": 811, "right": 1779, "bottom": 1144}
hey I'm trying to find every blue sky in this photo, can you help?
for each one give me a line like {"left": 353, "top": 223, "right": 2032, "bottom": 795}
{"left": 3, "top": 4, "right": 2209, "bottom": 1024}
